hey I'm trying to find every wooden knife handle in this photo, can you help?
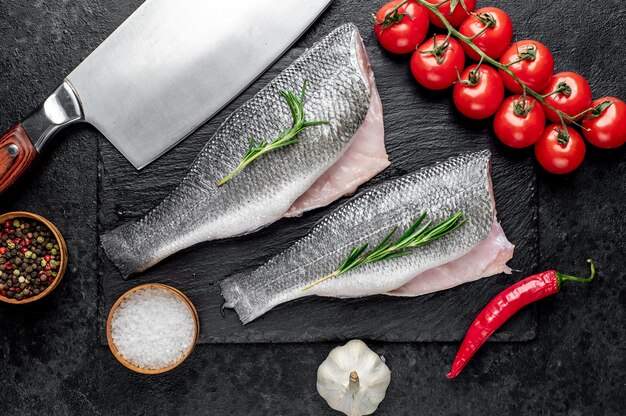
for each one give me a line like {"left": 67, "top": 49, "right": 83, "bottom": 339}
{"left": 0, "top": 123, "right": 38, "bottom": 195}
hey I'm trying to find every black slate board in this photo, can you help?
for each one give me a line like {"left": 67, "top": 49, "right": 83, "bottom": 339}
{"left": 3, "top": 1, "right": 626, "bottom": 414}
{"left": 97, "top": 45, "right": 538, "bottom": 344}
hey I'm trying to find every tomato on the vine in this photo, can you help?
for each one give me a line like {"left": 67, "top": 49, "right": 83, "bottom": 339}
{"left": 374, "top": 1, "right": 430, "bottom": 55}
{"left": 499, "top": 40, "right": 554, "bottom": 94}
{"left": 458, "top": 7, "right": 513, "bottom": 60}
{"left": 453, "top": 64, "right": 504, "bottom": 120}
{"left": 411, "top": 35, "right": 465, "bottom": 90}
{"left": 581, "top": 97, "right": 626, "bottom": 149}
{"left": 535, "top": 125, "right": 586, "bottom": 174}
{"left": 541, "top": 72, "right": 592, "bottom": 123}
{"left": 494, "top": 96, "right": 546, "bottom": 148}
{"left": 424, "top": 0, "right": 476, "bottom": 28}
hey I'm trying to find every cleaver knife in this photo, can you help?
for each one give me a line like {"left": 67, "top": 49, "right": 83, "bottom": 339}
{"left": 0, "top": 0, "right": 333, "bottom": 194}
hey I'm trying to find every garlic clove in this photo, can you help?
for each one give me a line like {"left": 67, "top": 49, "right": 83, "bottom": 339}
{"left": 317, "top": 340, "right": 391, "bottom": 416}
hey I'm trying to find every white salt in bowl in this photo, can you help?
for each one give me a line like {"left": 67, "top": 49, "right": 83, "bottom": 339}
{"left": 106, "top": 283, "right": 200, "bottom": 374}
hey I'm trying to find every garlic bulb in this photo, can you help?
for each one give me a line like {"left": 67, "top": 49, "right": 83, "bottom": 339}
{"left": 317, "top": 340, "right": 391, "bottom": 416}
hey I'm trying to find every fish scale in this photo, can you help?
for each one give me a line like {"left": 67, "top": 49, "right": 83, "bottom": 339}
{"left": 102, "top": 24, "right": 373, "bottom": 277}
{"left": 221, "top": 151, "right": 496, "bottom": 324}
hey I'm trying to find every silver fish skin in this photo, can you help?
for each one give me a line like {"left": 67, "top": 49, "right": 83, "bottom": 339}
{"left": 102, "top": 24, "right": 373, "bottom": 277}
{"left": 221, "top": 151, "right": 496, "bottom": 324}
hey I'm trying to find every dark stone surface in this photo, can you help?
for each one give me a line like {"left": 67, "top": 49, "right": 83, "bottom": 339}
{"left": 98, "top": 45, "right": 537, "bottom": 344}
{"left": 0, "top": 0, "right": 624, "bottom": 415}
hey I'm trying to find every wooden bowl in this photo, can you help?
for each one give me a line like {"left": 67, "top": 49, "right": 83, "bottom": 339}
{"left": 0, "top": 211, "right": 68, "bottom": 304}
{"left": 106, "top": 283, "right": 200, "bottom": 375}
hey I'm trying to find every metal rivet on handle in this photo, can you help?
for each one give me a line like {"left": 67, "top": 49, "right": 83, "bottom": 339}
{"left": 7, "top": 144, "right": 19, "bottom": 157}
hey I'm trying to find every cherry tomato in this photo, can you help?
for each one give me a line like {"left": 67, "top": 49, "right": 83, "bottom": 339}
{"left": 499, "top": 40, "right": 554, "bottom": 94}
{"left": 458, "top": 7, "right": 513, "bottom": 60}
{"left": 411, "top": 35, "right": 465, "bottom": 90}
{"left": 535, "top": 125, "right": 586, "bottom": 174}
{"left": 494, "top": 96, "right": 546, "bottom": 148}
{"left": 581, "top": 97, "right": 626, "bottom": 149}
{"left": 453, "top": 64, "right": 504, "bottom": 120}
{"left": 541, "top": 72, "right": 592, "bottom": 123}
{"left": 424, "top": 0, "right": 476, "bottom": 28}
{"left": 374, "top": 1, "right": 430, "bottom": 54}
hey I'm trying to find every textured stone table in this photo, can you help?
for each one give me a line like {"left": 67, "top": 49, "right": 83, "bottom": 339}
{"left": 0, "top": 0, "right": 624, "bottom": 414}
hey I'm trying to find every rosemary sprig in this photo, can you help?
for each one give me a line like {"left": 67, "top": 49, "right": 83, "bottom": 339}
{"left": 302, "top": 211, "right": 466, "bottom": 291}
{"left": 216, "top": 81, "right": 328, "bottom": 186}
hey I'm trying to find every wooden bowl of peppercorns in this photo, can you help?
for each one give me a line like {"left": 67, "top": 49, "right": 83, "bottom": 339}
{"left": 0, "top": 212, "right": 68, "bottom": 304}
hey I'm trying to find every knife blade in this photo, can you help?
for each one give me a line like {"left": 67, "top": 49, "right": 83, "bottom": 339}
{"left": 0, "top": 0, "right": 333, "bottom": 194}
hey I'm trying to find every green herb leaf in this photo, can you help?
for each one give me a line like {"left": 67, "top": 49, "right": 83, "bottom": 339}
{"left": 302, "top": 211, "right": 466, "bottom": 291}
{"left": 216, "top": 81, "right": 329, "bottom": 186}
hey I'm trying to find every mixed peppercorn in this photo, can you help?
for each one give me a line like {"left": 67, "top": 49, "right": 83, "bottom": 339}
{"left": 0, "top": 218, "right": 61, "bottom": 301}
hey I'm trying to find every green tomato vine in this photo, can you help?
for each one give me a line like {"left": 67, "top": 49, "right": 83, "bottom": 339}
{"left": 387, "top": 0, "right": 598, "bottom": 142}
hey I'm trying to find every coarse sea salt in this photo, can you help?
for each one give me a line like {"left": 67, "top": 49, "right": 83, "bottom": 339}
{"left": 111, "top": 287, "right": 196, "bottom": 370}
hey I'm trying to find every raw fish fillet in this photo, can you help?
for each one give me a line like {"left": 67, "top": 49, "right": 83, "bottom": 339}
{"left": 101, "top": 24, "right": 388, "bottom": 277}
{"left": 286, "top": 41, "right": 389, "bottom": 217}
{"left": 387, "top": 221, "right": 514, "bottom": 296}
{"left": 221, "top": 151, "right": 514, "bottom": 324}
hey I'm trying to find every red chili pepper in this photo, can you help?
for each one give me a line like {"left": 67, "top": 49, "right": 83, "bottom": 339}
{"left": 447, "top": 259, "right": 595, "bottom": 379}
